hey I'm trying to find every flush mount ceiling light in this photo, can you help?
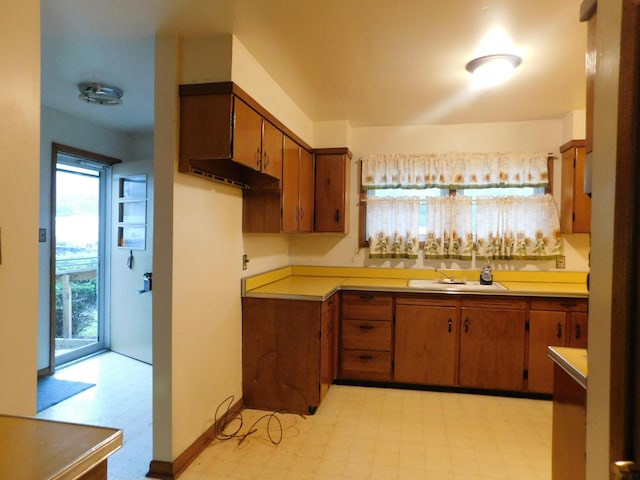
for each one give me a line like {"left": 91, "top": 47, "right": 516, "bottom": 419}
{"left": 78, "top": 82, "right": 124, "bottom": 106}
{"left": 465, "top": 53, "right": 522, "bottom": 87}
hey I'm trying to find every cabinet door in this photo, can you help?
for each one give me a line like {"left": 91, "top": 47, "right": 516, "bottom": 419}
{"left": 568, "top": 312, "right": 588, "bottom": 348}
{"left": 281, "top": 138, "right": 300, "bottom": 233}
{"left": 242, "top": 298, "right": 321, "bottom": 414}
{"left": 459, "top": 308, "right": 526, "bottom": 391}
{"left": 560, "top": 141, "right": 591, "bottom": 233}
{"left": 179, "top": 93, "right": 233, "bottom": 167}
{"left": 395, "top": 304, "right": 458, "bottom": 386}
{"left": 528, "top": 311, "right": 567, "bottom": 394}
{"left": 314, "top": 152, "right": 349, "bottom": 233}
{"left": 320, "top": 294, "right": 338, "bottom": 401}
{"left": 233, "top": 98, "right": 262, "bottom": 171}
{"left": 261, "top": 120, "right": 283, "bottom": 180}
{"left": 298, "top": 148, "right": 315, "bottom": 233}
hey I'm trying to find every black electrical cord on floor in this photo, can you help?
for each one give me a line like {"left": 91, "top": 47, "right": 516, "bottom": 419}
{"left": 214, "top": 395, "right": 284, "bottom": 446}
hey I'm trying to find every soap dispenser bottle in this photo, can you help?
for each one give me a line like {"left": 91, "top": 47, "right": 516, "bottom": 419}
{"left": 480, "top": 259, "right": 493, "bottom": 285}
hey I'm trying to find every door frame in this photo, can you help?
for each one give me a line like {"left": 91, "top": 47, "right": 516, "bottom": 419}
{"left": 48, "top": 143, "right": 121, "bottom": 373}
{"left": 610, "top": 0, "right": 640, "bottom": 470}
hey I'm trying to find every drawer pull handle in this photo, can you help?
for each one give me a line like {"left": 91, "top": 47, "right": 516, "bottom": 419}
{"left": 464, "top": 318, "right": 470, "bottom": 333}
{"left": 359, "top": 324, "right": 374, "bottom": 330}
{"left": 358, "top": 355, "right": 374, "bottom": 361}
{"left": 560, "top": 302, "right": 577, "bottom": 308}
{"left": 448, "top": 318, "right": 452, "bottom": 333}
{"left": 557, "top": 322, "right": 563, "bottom": 338}
{"left": 575, "top": 324, "right": 582, "bottom": 339}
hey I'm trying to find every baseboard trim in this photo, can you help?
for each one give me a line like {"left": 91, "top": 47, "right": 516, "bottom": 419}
{"left": 146, "top": 396, "right": 244, "bottom": 479}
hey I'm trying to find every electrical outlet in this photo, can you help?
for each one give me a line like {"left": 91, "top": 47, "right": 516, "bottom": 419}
{"left": 555, "top": 255, "right": 566, "bottom": 269}
{"left": 242, "top": 254, "right": 250, "bottom": 270}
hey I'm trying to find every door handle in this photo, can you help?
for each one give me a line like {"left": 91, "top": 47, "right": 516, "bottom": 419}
{"left": 557, "top": 322, "right": 563, "bottom": 338}
{"left": 464, "top": 318, "right": 470, "bottom": 333}
{"left": 448, "top": 318, "right": 452, "bottom": 333}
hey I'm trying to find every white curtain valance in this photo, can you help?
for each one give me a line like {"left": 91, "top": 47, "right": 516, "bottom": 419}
{"left": 361, "top": 152, "right": 550, "bottom": 190}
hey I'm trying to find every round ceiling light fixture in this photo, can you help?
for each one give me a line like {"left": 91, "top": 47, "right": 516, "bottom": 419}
{"left": 465, "top": 53, "right": 522, "bottom": 87}
{"left": 78, "top": 82, "right": 124, "bottom": 106}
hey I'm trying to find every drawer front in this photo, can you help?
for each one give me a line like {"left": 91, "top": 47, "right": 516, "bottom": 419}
{"left": 342, "top": 320, "right": 391, "bottom": 351}
{"left": 529, "top": 297, "right": 588, "bottom": 312}
{"left": 341, "top": 349, "right": 392, "bottom": 380}
{"left": 342, "top": 292, "right": 393, "bottom": 321}
{"left": 461, "top": 296, "right": 527, "bottom": 310}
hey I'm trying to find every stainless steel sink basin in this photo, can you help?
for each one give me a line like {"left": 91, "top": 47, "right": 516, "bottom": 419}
{"left": 407, "top": 279, "right": 507, "bottom": 291}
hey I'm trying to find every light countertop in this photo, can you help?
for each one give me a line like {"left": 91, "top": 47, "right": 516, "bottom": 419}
{"left": 0, "top": 415, "right": 122, "bottom": 479}
{"left": 242, "top": 266, "right": 589, "bottom": 301}
{"left": 548, "top": 346, "right": 588, "bottom": 389}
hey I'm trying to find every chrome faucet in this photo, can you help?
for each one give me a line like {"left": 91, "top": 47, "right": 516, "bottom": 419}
{"left": 436, "top": 268, "right": 456, "bottom": 282}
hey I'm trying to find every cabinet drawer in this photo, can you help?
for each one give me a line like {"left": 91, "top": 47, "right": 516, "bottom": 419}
{"left": 461, "top": 296, "right": 527, "bottom": 310}
{"left": 341, "top": 350, "right": 392, "bottom": 380}
{"left": 342, "top": 320, "right": 391, "bottom": 351}
{"left": 530, "top": 297, "right": 588, "bottom": 312}
{"left": 342, "top": 292, "right": 393, "bottom": 321}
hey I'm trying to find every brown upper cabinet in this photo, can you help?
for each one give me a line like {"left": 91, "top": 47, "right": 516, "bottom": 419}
{"left": 314, "top": 148, "right": 352, "bottom": 234}
{"left": 233, "top": 98, "right": 283, "bottom": 179}
{"left": 180, "top": 82, "right": 351, "bottom": 234}
{"left": 179, "top": 82, "right": 294, "bottom": 188}
{"left": 560, "top": 140, "right": 591, "bottom": 233}
{"left": 282, "top": 137, "right": 314, "bottom": 233}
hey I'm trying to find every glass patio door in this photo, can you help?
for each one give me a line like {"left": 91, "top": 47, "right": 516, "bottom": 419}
{"left": 53, "top": 152, "right": 109, "bottom": 366}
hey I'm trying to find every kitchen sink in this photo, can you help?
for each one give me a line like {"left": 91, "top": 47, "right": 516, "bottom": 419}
{"left": 407, "top": 279, "right": 507, "bottom": 291}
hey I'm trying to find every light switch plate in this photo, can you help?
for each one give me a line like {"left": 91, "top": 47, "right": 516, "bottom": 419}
{"left": 39, "top": 228, "right": 47, "bottom": 243}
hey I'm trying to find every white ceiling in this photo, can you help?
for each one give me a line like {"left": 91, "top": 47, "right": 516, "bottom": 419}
{"left": 41, "top": 0, "right": 587, "bottom": 134}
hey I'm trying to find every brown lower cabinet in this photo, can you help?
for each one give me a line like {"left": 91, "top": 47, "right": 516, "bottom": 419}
{"left": 393, "top": 295, "right": 528, "bottom": 391}
{"left": 395, "top": 296, "right": 459, "bottom": 386}
{"left": 528, "top": 297, "right": 589, "bottom": 394}
{"left": 242, "top": 290, "right": 589, "bottom": 410}
{"left": 242, "top": 294, "right": 338, "bottom": 414}
{"left": 459, "top": 297, "right": 527, "bottom": 391}
{"left": 551, "top": 362, "right": 586, "bottom": 480}
{"left": 339, "top": 292, "right": 393, "bottom": 381}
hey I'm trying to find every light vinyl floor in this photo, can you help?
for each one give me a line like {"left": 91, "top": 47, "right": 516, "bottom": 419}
{"left": 183, "top": 385, "right": 552, "bottom": 480}
{"left": 36, "top": 352, "right": 552, "bottom": 480}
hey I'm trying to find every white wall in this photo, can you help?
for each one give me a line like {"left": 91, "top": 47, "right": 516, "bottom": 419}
{"left": 0, "top": 1, "right": 40, "bottom": 415}
{"left": 37, "top": 106, "right": 133, "bottom": 371}
{"left": 152, "top": 33, "right": 311, "bottom": 461}
{"left": 290, "top": 119, "right": 590, "bottom": 273}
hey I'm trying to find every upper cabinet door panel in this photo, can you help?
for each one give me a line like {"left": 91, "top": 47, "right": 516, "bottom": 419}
{"left": 261, "top": 120, "right": 283, "bottom": 180}
{"left": 179, "top": 93, "right": 233, "bottom": 163}
{"left": 281, "top": 137, "right": 300, "bottom": 233}
{"left": 314, "top": 151, "right": 350, "bottom": 234}
{"left": 233, "top": 98, "right": 263, "bottom": 172}
{"left": 298, "top": 148, "right": 315, "bottom": 233}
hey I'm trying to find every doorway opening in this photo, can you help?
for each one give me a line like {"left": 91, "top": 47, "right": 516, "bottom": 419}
{"left": 50, "top": 143, "right": 121, "bottom": 369}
